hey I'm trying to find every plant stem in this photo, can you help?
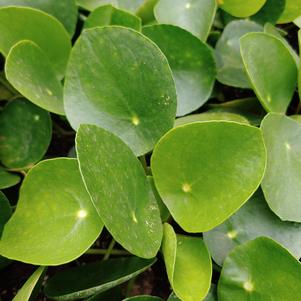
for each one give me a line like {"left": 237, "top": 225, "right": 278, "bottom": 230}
{"left": 126, "top": 277, "right": 136, "bottom": 297}
{"left": 85, "top": 248, "right": 129, "bottom": 256}
{"left": 103, "top": 239, "right": 116, "bottom": 260}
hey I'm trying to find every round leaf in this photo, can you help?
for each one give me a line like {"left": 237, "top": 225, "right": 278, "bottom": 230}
{"left": 154, "top": 0, "right": 217, "bottom": 41}
{"left": 143, "top": 24, "right": 216, "bottom": 116}
{"left": 218, "top": 0, "right": 266, "bottom": 18}
{"left": 174, "top": 112, "right": 249, "bottom": 127}
{"left": 261, "top": 113, "right": 301, "bottom": 221}
{"left": 0, "top": 168, "right": 21, "bottom": 189}
{"left": 218, "top": 237, "right": 301, "bottom": 301}
{"left": 64, "top": 26, "right": 176, "bottom": 156}
{"left": 0, "top": 98, "right": 52, "bottom": 169}
{"left": 76, "top": 125, "right": 163, "bottom": 259}
{"left": 278, "top": 0, "right": 301, "bottom": 23}
{"left": 45, "top": 257, "right": 155, "bottom": 300}
{"left": 0, "top": 158, "right": 103, "bottom": 265}
{"left": 215, "top": 20, "right": 263, "bottom": 89}
{"left": 0, "top": 0, "right": 77, "bottom": 36}
{"left": 77, "top": 0, "right": 144, "bottom": 12}
{"left": 162, "top": 224, "right": 212, "bottom": 301}
{"left": 0, "top": 6, "right": 71, "bottom": 77}
{"left": 5, "top": 41, "right": 64, "bottom": 115}
{"left": 204, "top": 190, "right": 301, "bottom": 266}
{"left": 240, "top": 32, "right": 298, "bottom": 113}
{"left": 13, "top": 266, "right": 46, "bottom": 301}
{"left": 84, "top": 5, "right": 141, "bottom": 31}
{"left": 151, "top": 121, "right": 266, "bottom": 232}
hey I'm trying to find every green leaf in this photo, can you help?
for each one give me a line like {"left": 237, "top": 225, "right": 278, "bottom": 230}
{"left": 218, "top": 237, "right": 301, "bottom": 301}
{"left": 251, "top": 0, "right": 286, "bottom": 25}
{"left": 45, "top": 257, "right": 155, "bottom": 300}
{"left": 64, "top": 26, "right": 176, "bottom": 156}
{"left": 154, "top": 0, "right": 217, "bottom": 41}
{"left": 0, "top": 0, "right": 78, "bottom": 36}
{"left": 204, "top": 190, "right": 301, "bottom": 266}
{"left": 151, "top": 122, "right": 266, "bottom": 232}
{"left": 0, "top": 168, "right": 21, "bottom": 189}
{"left": 264, "top": 23, "right": 299, "bottom": 66}
{"left": 85, "top": 287, "right": 123, "bottom": 301}
{"left": 13, "top": 266, "right": 46, "bottom": 301}
{"left": 5, "top": 41, "right": 64, "bottom": 115}
{"left": 162, "top": 224, "right": 212, "bottom": 301}
{"left": 174, "top": 112, "right": 249, "bottom": 127}
{"left": 143, "top": 24, "right": 216, "bottom": 116}
{"left": 0, "top": 98, "right": 52, "bottom": 169}
{"left": 0, "top": 6, "right": 71, "bottom": 78}
{"left": 215, "top": 20, "right": 263, "bottom": 89}
{"left": 208, "top": 97, "right": 266, "bottom": 126}
{"left": 77, "top": 0, "right": 144, "bottom": 12}
{"left": 240, "top": 32, "right": 298, "bottom": 113}
{"left": 76, "top": 125, "right": 163, "bottom": 258}
{"left": 123, "top": 296, "right": 164, "bottom": 301}
{"left": 218, "top": 0, "right": 266, "bottom": 18}
{"left": 278, "top": 0, "right": 301, "bottom": 23}
{"left": 84, "top": 5, "right": 142, "bottom": 31}
{"left": 261, "top": 113, "right": 301, "bottom": 222}
{"left": 0, "top": 158, "right": 103, "bottom": 265}
{"left": 136, "top": 0, "right": 159, "bottom": 24}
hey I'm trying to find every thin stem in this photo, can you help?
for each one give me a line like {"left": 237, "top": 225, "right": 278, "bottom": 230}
{"left": 85, "top": 248, "right": 130, "bottom": 256}
{"left": 6, "top": 168, "right": 27, "bottom": 177}
{"left": 126, "top": 277, "right": 136, "bottom": 297}
{"left": 103, "top": 239, "right": 116, "bottom": 260}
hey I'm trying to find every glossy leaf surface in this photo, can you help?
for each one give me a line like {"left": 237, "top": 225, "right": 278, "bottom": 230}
{"left": 76, "top": 125, "right": 162, "bottom": 258}
{"left": 0, "top": 158, "right": 103, "bottom": 265}
{"left": 151, "top": 122, "right": 266, "bottom": 232}
{"left": 143, "top": 24, "right": 216, "bottom": 116}
{"left": 218, "top": 237, "right": 301, "bottom": 301}
{"left": 0, "top": 168, "right": 21, "bottom": 189}
{"left": 0, "top": 98, "right": 52, "bottom": 169}
{"left": 241, "top": 32, "right": 297, "bottom": 113}
{"left": 65, "top": 26, "right": 176, "bottom": 156}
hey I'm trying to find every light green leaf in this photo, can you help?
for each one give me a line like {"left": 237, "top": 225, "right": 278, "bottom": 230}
{"left": 77, "top": 0, "right": 144, "bottom": 12}
{"left": 151, "top": 122, "right": 266, "bottom": 232}
{"left": 154, "top": 0, "right": 216, "bottom": 41}
{"left": 0, "top": 158, "right": 103, "bottom": 265}
{"left": 13, "top": 266, "right": 46, "bottom": 301}
{"left": 0, "top": 0, "right": 77, "bottom": 36}
{"left": 261, "top": 113, "right": 301, "bottom": 222}
{"left": 0, "top": 98, "right": 52, "bottom": 169}
{"left": 76, "top": 125, "right": 163, "bottom": 258}
{"left": 0, "top": 6, "right": 71, "bottom": 78}
{"left": 84, "top": 5, "right": 141, "bottom": 31}
{"left": 264, "top": 23, "right": 299, "bottom": 66}
{"left": 143, "top": 24, "right": 216, "bottom": 116}
{"left": 64, "top": 26, "right": 176, "bottom": 156}
{"left": 45, "top": 257, "right": 155, "bottom": 300}
{"left": 251, "top": 0, "right": 286, "bottom": 25}
{"left": 215, "top": 20, "right": 263, "bottom": 89}
{"left": 162, "top": 224, "right": 212, "bottom": 301}
{"left": 218, "top": 237, "right": 301, "bottom": 301}
{"left": 294, "top": 16, "right": 301, "bottom": 28}
{"left": 240, "top": 32, "right": 297, "bottom": 113}
{"left": 168, "top": 287, "right": 217, "bottom": 301}
{"left": 5, "top": 41, "right": 64, "bottom": 115}
{"left": 174, "top": 112, "right": 249, "bottom": 127}
{"left": 218, "top": 0, "right": 266, "bottom": 18}
{"left": 278, "top": 0, "right": 301, "bottom": 23}
{"left": 0, "top": 168, "right": 21, "bottom": 189}
{"left": 204, "top": 190, "right": 301, "bottom": 266}
{"left": 136, "top": 0, "right": 159, "bottom": 24}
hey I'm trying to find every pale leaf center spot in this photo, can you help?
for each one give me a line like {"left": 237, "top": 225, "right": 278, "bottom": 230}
{"left": 132, "top": 116, "right": 140, "bottom": 126}
{"left": 182, "top": 183, "right": 191, "bottom": 193}
{"left": 185, "top": 2, "right": 191, "bottom": 9}
{"left": 77, "top": 209, "right": 88, "bottom": 219}
{"left": 34, "top": 115, "right": 40, "bottom": 121}
{"left": 285, "top": 142, "right": 291, "bottom": 150}
{"left": 46, "top": 88, "right": 53, "bottom": 96}
{"left": 227, "top": 230, "right": 237, "bottom": 239}
{"left": 132, "top": 212, "right": 138, "bottom": 223}
{"left": 243, "top": 280, "right": 254, "bottom": 292}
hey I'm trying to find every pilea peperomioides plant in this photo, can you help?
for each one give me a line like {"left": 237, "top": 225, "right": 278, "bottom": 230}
{"left": 0, "top": 1, "right": 301, "bottom": 300}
